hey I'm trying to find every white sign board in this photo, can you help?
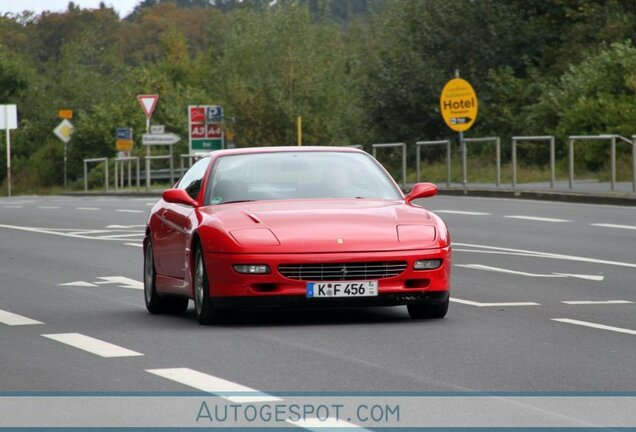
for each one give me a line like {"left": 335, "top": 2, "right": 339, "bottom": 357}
{"left": 142, "top": 133, "right": 180, "bottom": 145}
{"left": 150, "top": 124, "right": 165, "bottom": 134}
{"left": 0, "top": 105, "right": 18, "bottom": 130}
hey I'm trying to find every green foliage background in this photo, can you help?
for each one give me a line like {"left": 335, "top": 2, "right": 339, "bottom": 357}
{"left": 2, "top": 0, "right": 636, "bottom": 192}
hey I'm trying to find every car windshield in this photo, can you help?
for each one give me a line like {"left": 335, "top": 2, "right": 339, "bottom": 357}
{"left": 204, "top": 151, "right": 402, "bottom": 205}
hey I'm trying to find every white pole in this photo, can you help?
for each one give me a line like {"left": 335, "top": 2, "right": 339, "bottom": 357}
{"left": 4, "top": 108, "right": 11, "bottom": 197}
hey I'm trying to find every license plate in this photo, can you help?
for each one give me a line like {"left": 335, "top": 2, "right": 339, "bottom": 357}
{"left": 307, "top": 281, "right": 378, "bottom": 298}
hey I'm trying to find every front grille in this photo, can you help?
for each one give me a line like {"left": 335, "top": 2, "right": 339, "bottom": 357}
{"left": 278, "top": 261, "right": 408, "bottom": 281}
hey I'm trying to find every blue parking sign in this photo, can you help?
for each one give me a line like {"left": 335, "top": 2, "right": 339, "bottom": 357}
{"left": 206, "top": 106, "right": 223, "bottom": 122}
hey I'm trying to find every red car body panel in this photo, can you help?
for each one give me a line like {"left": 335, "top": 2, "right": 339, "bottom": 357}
{"left": 145, "top": 146, "right": 451, "bottom": 308}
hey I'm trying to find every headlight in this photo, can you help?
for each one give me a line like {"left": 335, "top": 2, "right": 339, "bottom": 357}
{"left": 414, "top": 259, "right": 442, "bottom": 270}
{"left": 233, "top": 264, "right": 271, "bottom": 274}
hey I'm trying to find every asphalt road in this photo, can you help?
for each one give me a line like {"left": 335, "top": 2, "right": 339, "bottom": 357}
{"left": 1, "top": 194, "right": 635, "bottom": 428}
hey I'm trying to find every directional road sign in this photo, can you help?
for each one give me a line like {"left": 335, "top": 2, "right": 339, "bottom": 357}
{"left": 440, "top": 78, "right": 478, "bottom": 132}
{"left": 188, "top": 105, "right": 223, "bottom": 153}
{"left": 142, "top": 133, "right": 180, "bottom": 146}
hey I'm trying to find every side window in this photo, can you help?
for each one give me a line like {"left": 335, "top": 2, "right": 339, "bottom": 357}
{"left": 177, "top": 157, "right": 210, "bottom": 200}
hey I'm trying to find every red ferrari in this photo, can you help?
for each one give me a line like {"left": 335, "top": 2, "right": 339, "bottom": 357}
{"left": 144, "top": 146, "right": 451, "bottom": 324}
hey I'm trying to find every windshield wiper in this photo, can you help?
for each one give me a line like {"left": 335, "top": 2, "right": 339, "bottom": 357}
{"left": 218, "top": 200, "right": 256, "bottom": 205}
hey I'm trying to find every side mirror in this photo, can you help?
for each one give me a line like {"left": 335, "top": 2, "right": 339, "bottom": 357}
{"left": 162, "top": 189, "right": 198, "bottom": 207}
{"left": 404, "top": 182, "right": 437, "bottom": 204}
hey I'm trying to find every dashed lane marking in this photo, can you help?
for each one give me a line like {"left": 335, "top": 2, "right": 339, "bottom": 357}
{"left": 504, "top": 215, "right": 572, "bottom": 223}
{"left": 146, "top": 368, "right": 281, "bottom": 403}
{"left": 432, "top": 210, "right": 491, "bottom": 216}
{"left": 125, "top": 243, "right": 143, "bottom": 248}
{"left": 561, "top": 300, "right": 633, "bottom": 305}
{"left": 76, "top": 207, "right": 100, "bottom": 211}
{"left": 42, "top": 333, "right": 144, "bottom": 357}
{"left": 590, "top": 223, "right": 636, "bottom": 231}
{"left": 451, "top": 298, "right": 540, "bottom": 307}
{"left": 552, "top": 318, "right": 636, "bottom": 336}
{"left": 0, "top": 309, "right": 43, "bottom": 326}
{"left": 116, "top": 209, "right": 144, "bottom": 214}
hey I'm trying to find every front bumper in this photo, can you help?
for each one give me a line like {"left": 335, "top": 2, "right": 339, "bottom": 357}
{"left": 204, "top": 247, "right": 451, "bottom": 306}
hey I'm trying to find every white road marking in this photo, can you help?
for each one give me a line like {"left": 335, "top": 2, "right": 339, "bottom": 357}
{"left": 0, "top": 223, "right": 140, "bottom": 243}
{"left": 590, "top": 223, "right": 636, "bottom": 231}
{"left": 116, "top": 209, "right": 144, "bottom": 213}
{"left": 96, "top": 233, "right": 144, "bottom": 239}
{"left": 76, "top": 207, "right": 100, "bottom": 211}
{"left": 432, "top": 210, "right": 491, "bottom": 216}
{"left": 146, "top": 368, "right": 281, "bottom": 403}
{"left": 287, "top": 417, "right": 368, "bottom": 430}
{"left": 71, "top": 230, "right": 113, "bottom": 235}
{"left": 42, "top": 333, "right": 144, "bottom": 357}
{"left": 454, "top": 242, "right": 636, "bottom": 270}
{"left": 505, "top": 215, "right": 572, "bottom": 223}
{"left": 0, "top": 309, "right": 43, "bottom": 326}
{"left": 451, "top": 297, "right": 540, "bottom": 307}
{"left": 59, "top": 281, "right": 98, "bottom": 287}
{"left": 456, "top": 264, "right": 604, "bottom": 281}
{"left": 3, "top": 205, "right": 23, "bottom": 208}
{"left": 95, "top": 276, "right": 143, "bottom": 290}
{"left": 106, "top": 224, "right": 146, "bottom": 229}
{"left": 125, "top": 243, "right": 143, "bottom": 248}
{"left": 562, "top": 300, "right": 633, "bottom": 305}
{"left": 552, "top": 318, "right": 636, "bottom": 336}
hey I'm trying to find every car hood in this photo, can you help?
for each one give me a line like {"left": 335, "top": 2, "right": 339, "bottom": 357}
{"left": 198, "top": 199, "right": 445, "bottom": 253}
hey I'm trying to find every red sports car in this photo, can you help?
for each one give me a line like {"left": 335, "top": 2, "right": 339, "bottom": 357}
{"left": 144, "top": 146, "right": 451, "bottom": 324}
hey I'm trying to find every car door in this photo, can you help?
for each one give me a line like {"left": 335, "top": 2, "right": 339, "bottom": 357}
{"left": 155, "top": 157, "right": 210, "bottom": 279}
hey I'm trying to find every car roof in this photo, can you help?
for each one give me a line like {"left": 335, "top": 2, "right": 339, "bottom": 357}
{"left": 200, "top": 146, "right": 365, "bottom": 158}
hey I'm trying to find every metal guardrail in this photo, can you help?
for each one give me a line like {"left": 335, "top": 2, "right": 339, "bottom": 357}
{"left": 114, "top": 156, "right": 140, "bottom": 191}
{"left": 415, "top": 140, "right": 451, "bottom": 186}
{"left": 512, "top": 136, "right": 555, "bottom": 189}
{"left": 372, "top": 143, "right": 407, "bottom": 189}
{"left": 463, "top": 137, "right": 501, "bottom": 187}
{"left": 568, "top": 135, "right": 624, "bottom": 191}
{"left": 83, "top": 158, "right": 108, "bottom": 192}
{"left": 145, "top": 155, "right": 175, "bottom": 191}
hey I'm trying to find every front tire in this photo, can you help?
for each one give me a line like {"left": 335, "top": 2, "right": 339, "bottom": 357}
{"left": 144, "top": 238, "right": 189, "bottom": 315}
{"left": 193, "top": 244, "right": 227, "bottom": 325}
{"left": 407, "top": 297, "right": 449, "bottom": 319}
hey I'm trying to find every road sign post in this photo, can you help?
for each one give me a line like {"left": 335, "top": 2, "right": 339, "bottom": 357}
{"left": 0, "top": 105, "right": 18, "bottom": 197}
{"left": 440, "top": 72, "right": 478, "bottom": 189}
{"left": 53, "top": 119, "right": 74, "bottom": 190}
{"left": 138, "top": 95, "right": 159, "bottom": 191}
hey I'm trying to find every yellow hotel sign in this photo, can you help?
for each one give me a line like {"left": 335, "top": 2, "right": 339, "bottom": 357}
{"left": 440, "top": 78, "right": 478, "bottom": 132}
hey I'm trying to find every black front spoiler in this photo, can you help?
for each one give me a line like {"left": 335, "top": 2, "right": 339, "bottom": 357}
{"left": 212, "top": 291, "right": 449, "bottom": 310}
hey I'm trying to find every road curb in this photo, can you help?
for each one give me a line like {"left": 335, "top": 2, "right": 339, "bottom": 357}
{"left": 437, "top": 187, "right": 636, "bottom": 206}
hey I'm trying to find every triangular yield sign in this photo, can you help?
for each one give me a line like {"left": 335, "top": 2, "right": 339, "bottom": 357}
{"left": 137, "top": 94, "right": 159, "bottom": 119}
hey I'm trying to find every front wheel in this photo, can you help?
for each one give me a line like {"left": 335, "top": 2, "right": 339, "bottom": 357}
{"left": 193, "top": 245, "right": 228, "bottom": 325}
{"left": 407, "top": 297, "right": 449, "bottom": 319}
{"left": 144, "top": 238, "right": 189, "bottom": 315}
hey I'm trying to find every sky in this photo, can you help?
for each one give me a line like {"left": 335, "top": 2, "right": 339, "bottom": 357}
{"left": 0, "top": 0, "right": 140, "bottom": 18}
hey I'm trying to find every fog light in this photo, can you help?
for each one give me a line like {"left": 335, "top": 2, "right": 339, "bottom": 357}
{"left": 414, "top": 259, "right": 442, "bottom": 270}
{"left": 233, "top": 264, "right": 271, "bottom": 274}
